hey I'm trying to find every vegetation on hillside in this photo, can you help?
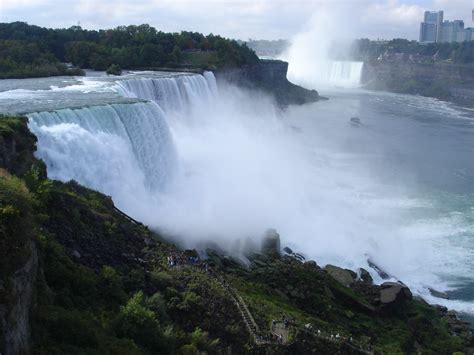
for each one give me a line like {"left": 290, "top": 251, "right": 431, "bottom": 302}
{"left": 0, "top": 115, "right": 472, "bottom": 354}
{"left": 0, "top": 22, "right": 259, "bottom": 79}
{"left": 353, "top": 38, "right": 474, "bottom": 64}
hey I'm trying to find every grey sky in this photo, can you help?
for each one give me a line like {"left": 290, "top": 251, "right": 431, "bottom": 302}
{"left": 0, "top": 0, "right": 472, "bottom": 40}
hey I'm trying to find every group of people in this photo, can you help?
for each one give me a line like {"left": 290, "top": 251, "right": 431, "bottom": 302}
{"left": 309, "top": 326, "right": 369, "bottom": 351}
{"left": 166, "top": 252, "right": 209, "bottom": 272}
{"left": 269, "top": 317, "right": 293, "bottom": 344}
{"left": 271, "top": 317, "right": 292, "bottom": 329}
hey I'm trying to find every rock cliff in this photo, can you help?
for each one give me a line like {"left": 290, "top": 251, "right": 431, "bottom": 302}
{"left": 0, "top": 241, "right": 38, "bottom": 355}
{"left": 362, "top": 60, "right": 474, "bottom": 106}
{"left": 215, "top": 60, "right": 321, "bottom": 107}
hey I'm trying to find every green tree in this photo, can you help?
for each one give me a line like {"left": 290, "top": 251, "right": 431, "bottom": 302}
{"left": 115, "top": 291, "right": 175, "bottom": 352}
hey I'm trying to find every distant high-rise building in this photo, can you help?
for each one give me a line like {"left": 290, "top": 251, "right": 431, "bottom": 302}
{"left": 419, "top": 23, "right": 436, "bottom": 42}
{"left": 465, "top": 28, "right": 473, "bottom": 41}
{"left": 419, "top": 11, "right": 473, "bottom": 43}
{"left": 439, "top": 20, "right": 464, "bottom": 42}
{"left": 419, "top": 11, "right": 443, "bottom": 42}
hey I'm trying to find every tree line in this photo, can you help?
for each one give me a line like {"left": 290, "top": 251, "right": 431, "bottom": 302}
{"left": 0, "top": 22, "right": 259, "bottom": 79}
{"left": 353, "top": 38, "right": 474, "bottom": 64}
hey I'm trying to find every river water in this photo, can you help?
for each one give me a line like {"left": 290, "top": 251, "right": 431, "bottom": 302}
{"left": 287, "top": 88, "right": 474, "bottom": 323}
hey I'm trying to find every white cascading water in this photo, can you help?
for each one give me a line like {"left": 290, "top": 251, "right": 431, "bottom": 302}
{"left": 115, "top": 72, "right": 217, "bottom": 112}
{"left": 328, "top": 61, "right": 363, "bottom": 88}
{"left": 27, "top": 73, "right": 217, "bottom": 218}
{"left": 281, "top": 5, "right": 364, "bottom": 89}
{"left": 28, "top": 102, "right": 176, "bottom": 190}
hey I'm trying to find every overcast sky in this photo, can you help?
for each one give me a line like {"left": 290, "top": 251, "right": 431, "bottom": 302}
{"left": 0, "top": 0, "right": 472, "bottom": 40}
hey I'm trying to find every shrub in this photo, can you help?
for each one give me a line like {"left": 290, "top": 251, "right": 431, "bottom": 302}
{"left": 0, "top": 169, "right": 35, "bottom": 275}
{"left": 115, "top": 291, "right": 175, "bottom": 352}
{"left": 106, "top": 64, "right": 122, "bottom": 76}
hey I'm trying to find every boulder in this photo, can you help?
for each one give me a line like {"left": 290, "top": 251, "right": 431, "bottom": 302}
{"left": 324, "top": 265, "right": 357, "bottom": 287}
{"left": 434, "top": 305, "right": 448, "bottom": 315}
{"left": 294, "top": 253, "right": 306, "bottom": 261}
{"left": 379, "top": 282, "right": 412, "bottom": 306}
{"left": 261, "top": 228, "right": 281, "bottom": 257}
{"left": 429, "top": 288, "right": 449, "bottom": 300}
{"left": 305, "top": 260, "right": 318, "bottom": 268}
{"left": 358, "top": 268, "right": 373, "bottom": 285}
{"left": 367, "top": 259, "right": 391, "bottom": 279}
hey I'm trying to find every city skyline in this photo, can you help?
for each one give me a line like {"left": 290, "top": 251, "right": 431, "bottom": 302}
{"left": 419, "top": 10, "right": 472, "bottom": 43}
{"left": 0, "top": 0, "right": 472, "bottom": 41}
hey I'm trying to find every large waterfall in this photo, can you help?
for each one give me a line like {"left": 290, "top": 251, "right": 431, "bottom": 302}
{"left": 27, "top": 72, "right": 218, "bottom": 217}
{"left": 115, "top": 72, "right": 217, "bottom": 112}
{"left": 328, "top": 61, "right": 363, "bottom": 88}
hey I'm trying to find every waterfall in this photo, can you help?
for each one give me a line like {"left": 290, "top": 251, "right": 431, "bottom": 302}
{"left": 28, "top": 102, "right": 176, "bottom": 191}
{"left": 27, "top": 72, "right": 218, "bottom": 215}
{"left": 328, "top": 61, "right": 363, "bottom": 88}
{"left": 115, "top": 71, "right": 218, "bottom": 112}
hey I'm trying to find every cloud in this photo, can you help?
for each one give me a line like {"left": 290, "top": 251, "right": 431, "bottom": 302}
{"left": 365, "top": 0, "right": 423, "bottom": 26}
{"left": 361, "top": 0, "right": 424, "bottom": 39}
{"left": 0, "top": 0, "right": 471, "bottom": 40}
{"left": 433, "top": 0, "right": 473, "bottom": 23}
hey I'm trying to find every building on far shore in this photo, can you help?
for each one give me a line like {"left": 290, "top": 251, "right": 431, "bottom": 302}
{"left": 419, "top": 11, "right": 443, "bottom": 43}
{"left": 419, "top": 11, "right": 473, "bottom": 43}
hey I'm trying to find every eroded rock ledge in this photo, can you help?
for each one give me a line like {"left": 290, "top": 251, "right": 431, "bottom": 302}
{"left": 214, "top": 59, "right": 322, "bottom": 107}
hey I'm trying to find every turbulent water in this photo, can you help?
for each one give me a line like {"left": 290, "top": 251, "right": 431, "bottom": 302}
{"left": 327, "top": 61, "right": 364, "bottom": 88}
{"left": 285, "top": 59, "right": 364, "bottom": 89}
{"left": 1, "top": 70, "right": 473, "bottom": 323}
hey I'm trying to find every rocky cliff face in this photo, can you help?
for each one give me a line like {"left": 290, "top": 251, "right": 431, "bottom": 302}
{"left": 0, "top": 241, "right": 38, "bottom": 355}
{"left": 362, "top": 60, "right": 474, "bottom": 106}
{"left": 215, "top": 60, "right": 320, "bottom": 107}
{"left": 0, "top": 116, "right": 40, "bottom": 177}
{"left": 0, "top": 116, "right": 41, "bottom": 355}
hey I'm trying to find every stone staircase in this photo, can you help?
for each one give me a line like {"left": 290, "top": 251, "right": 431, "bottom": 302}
{"left": 214, "top": 273, "right": 374, "bottom": 352}
{"left": 171, "top": 264, "right": 374, "bottom": 352}
{"left": 213, "top": 275, "right": 268, "bottom": 345}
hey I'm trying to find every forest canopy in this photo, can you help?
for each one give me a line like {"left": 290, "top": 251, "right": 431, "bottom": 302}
{"left": 352, "top": 38, "right": 474, "bottom": 64}
{"left": 0, "top": 22, "right": 259, "bottom": 78}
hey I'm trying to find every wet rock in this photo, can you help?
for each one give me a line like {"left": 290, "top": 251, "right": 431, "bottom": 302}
{"left": 261, "top": 228, "right": 281, "bottom": 257}
{"left": 445, "top": 310, "right": 458, "bottom": 321}
{"left": 215, "top": 60, "right": 321, "bottom": 107}
{"left": 434, "top": 305, "right": 448, "bottom": 315}
{"left": 324, "top": 265, "right": 357, "bottom": 287}
{"left": 429, "top": 287, "right": 449, "bottom": 299}
{"left": 367, "top": 259, "right": 391, "bottom": 280}
{"left": 72, "top": 250, "right": 81, "bottom": 259}
{"left": 294, "top": 253, "right": 306, "bottom": 261}
{"left": 358, "top": 268, "right": 373, "bottom": 285}
{"left": 379, "top": 282, "right": 412, "bottom": 306}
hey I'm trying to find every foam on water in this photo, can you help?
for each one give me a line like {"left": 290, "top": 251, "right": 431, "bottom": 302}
{"left": 23, "top": 72, "right": 474, "bottom": 317}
